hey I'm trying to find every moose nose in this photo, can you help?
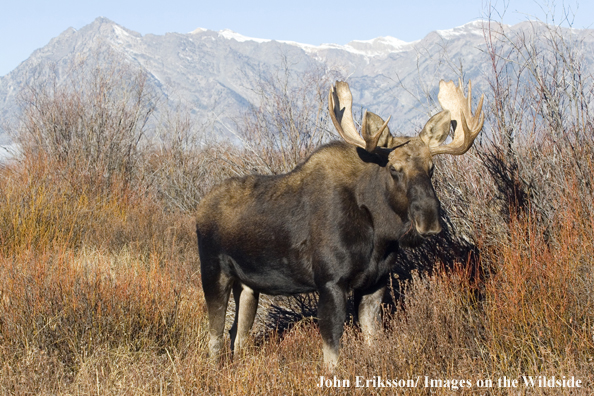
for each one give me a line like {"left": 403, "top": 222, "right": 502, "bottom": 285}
{"left": 414, "top": 220, "right": 442, "bottom": 236}
{"left": 410, "top": 199, "right": 442, "bottom": 236}
{"left": 408, "top": 175, "right": 442, "bottom": 237}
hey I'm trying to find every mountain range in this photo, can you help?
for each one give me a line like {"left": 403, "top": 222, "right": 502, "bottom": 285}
{"left": 1, "top": 17, "right": 593, "bottom": 146}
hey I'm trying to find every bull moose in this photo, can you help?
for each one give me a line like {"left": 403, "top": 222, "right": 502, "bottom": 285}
{"left": 195, "top": 79, "right": 484, "bottom": 369}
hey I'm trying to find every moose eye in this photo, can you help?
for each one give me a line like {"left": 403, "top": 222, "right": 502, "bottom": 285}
{"left": 389, "top": 165, "right": 402, "bottom": 178}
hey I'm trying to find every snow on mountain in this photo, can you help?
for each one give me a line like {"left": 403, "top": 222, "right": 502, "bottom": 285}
{"left": 1, "top": 17, "right": 593, "bottom": 143}
{"left": 344, "top": 36, "right": 411, "bottom": 56}
{"left": 217, "top": 29, "right": 270, "bottom": 43}
{"left": 436, "top": 20, "right": 486, "bottom": 39}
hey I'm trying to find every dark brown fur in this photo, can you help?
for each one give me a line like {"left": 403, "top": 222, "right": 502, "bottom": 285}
{"left": 196, "top": 115, "right": 449, "bottom": 368}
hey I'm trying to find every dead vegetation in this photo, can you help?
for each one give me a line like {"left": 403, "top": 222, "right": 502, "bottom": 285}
{"left": 1, "top": 13, "right": 593, "bottom": 395}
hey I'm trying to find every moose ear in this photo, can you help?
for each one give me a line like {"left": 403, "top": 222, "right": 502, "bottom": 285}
{"left": 419, "top": 110, "right": 452, "bottom": 148}
{"left": 364, "top": 111, "right": 393, "bottom": 148}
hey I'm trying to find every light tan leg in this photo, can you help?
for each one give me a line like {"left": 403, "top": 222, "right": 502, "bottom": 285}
{"left": 322, "top": 342, "right": 339, "bottom": 372}
{"left": 230, "top": 282, "right": 259, "bottom": 355}
{"left": 358, "top": 286, "right": 385, "bottom": 346}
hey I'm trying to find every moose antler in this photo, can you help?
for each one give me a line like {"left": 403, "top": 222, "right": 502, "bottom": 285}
{"left": 328, "top": 81, "right": 391, "bottom": 152}
{"left": 430, "top": 79, "right": 485, "bottom": 156}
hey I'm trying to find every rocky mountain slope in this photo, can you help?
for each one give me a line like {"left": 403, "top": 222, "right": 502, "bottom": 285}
{"left": 1, "top": 17, "right": 593, "bottom": 145}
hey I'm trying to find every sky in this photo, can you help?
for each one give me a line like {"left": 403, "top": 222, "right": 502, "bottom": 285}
{"left": 1, "top": 0, "right": 593, "bottom": 77}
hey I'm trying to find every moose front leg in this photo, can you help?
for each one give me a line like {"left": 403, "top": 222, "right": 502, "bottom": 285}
{"left": 355, "top": 285, "right": 386, "bottom": 346}
{"left": 317, "top": 283, "right": 347, "bottom": 371}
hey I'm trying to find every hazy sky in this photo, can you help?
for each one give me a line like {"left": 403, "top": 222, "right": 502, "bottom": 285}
{"left": 1, "top": 0, "right": 592, "bottom": 76}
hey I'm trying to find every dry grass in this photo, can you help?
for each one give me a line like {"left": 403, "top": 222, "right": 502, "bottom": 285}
{"left": 1, "top": 121, "right": 593, "bottom": 395}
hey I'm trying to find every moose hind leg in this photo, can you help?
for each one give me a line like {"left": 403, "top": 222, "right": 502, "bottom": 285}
{"left": 203, "top": 269, "right": 233, "bottom": 362}
{"left": 229, "top": 281, "right": 259, "bottom": 355}
{"left": 318, "top": 283, "right": 347, "bottom": 371}
{"left": 356, "top": 285, "right": 386, "bottom": 346}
